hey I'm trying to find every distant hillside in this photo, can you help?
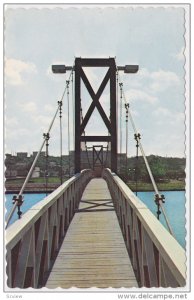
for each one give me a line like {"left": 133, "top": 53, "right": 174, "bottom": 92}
{"left": 5, "top": 152, "right": 185, "bottom": 184}
{"left": 119, "top": 155, "right": 185, "bottom": 182}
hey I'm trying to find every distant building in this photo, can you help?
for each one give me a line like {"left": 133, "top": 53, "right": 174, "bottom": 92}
{"left": 17, "top": 152, "right": 28, "bottom": 159}
{"left": 40, "top": 151, "right": 46, "bottom": 158}
{"left": 31, "top": 151, "right": 46, "bottom": 158}
{"left": 32, "top": 167, "right": 40, "bottom": 178}
{"left": 32, "top": 151, "right": 38, "bottom": 157}
{"left": 5, "top": 169, "right": 17, "bottom": 178}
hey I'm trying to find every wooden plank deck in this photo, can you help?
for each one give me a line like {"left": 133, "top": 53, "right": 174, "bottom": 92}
{"left": 45, "top": 178, "right": 138, "bottom": 288}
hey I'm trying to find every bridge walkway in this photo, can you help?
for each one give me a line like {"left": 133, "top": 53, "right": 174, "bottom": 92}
{"left": 45, "top": 178, "right": 138, "bottom": 288}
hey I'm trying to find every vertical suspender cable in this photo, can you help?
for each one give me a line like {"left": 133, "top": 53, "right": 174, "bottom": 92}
{"left": 71, "top": 71, "right": 75, "bottom": 175}
{"left": 71, "top": 70, "right": 75, "bottom": 153}
{"left": 119, "top": 83, "right": 123, "bottom": 174}
{"left": 66, "top": 80, "right": 71, "bottom": 178}
{"left": 134, "top": 133, "right": 141, "bottom": 196}
{"left": 116, "top": 71, "right": 119, "bottom": 171}
{"left": 58, "top": 100, "right": 63, "bottom": 185}
{"left": 125, "top": 103, "right": 129, "bottom": 179}
{"left": 44, "top": 133, "right": 50, "bottom": 196}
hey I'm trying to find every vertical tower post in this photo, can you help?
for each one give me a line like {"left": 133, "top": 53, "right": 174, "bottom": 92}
{"left": 74, "top": 58, "right": 81, "bottom": 173}
{"left": 109, "top": 58, "right": 117, "bottom": 173}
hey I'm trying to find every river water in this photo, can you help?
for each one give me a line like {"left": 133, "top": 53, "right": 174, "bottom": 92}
{"left": 137, "top": 191, "right": 186, "bottom": 248}
{"left": 5, "top": 190, "right": 186, "bottom": 248}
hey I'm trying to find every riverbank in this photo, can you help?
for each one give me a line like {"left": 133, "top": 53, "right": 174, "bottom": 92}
{"left": 5, "top": 178, "right": 185, "bottom": 193}
{"left": 5, "top": 177, "right": 67, "bottom": 193}
{"left": 5, "top": 183, "right": 60, "bottom": 194}
{"left": 127, "top": 180, "right": 185, "bottom": 192}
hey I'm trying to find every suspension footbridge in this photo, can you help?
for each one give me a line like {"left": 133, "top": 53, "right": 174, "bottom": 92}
{"left": 5, "top": 58, "right": 186, "bottom": 289}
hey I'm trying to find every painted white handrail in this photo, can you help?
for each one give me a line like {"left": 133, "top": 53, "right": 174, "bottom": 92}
{"left": 6, "top": 170, "right": 93, "bottom": 288}
{"left": 103, "top": 168, "right": 186, "bottom": 287}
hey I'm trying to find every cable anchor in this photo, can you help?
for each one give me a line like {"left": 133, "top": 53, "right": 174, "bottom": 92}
{"left": 155, "top": 194, "right": 165, "bottom": 220}
{"left": 119, "top": 82, "right": 123, "bottom": 98}
{"left": 125, "top": 103, "right": 129, "bottom": 123}
{"left": 43, "top": 132, "right": 50, "bottom": 195}
{"left": 12, "top": 195, "right": 24, "bottom": 219}
{"left": 58, "top": 100, "right": 63, "bottom": 118}
{"left": 134, "top": 133, "right": 141, "bottom": 142}
{"left": 134, "top": 133, "right": 141, "bottom": 156}
{"left": 134, "top": 133, "right": 141, "bottom": 195}
{"left": 66, "top": 80, "right": 70, "bottom": 93}
{"left": 43, "top": 133, "right": 50, "bottom": 153}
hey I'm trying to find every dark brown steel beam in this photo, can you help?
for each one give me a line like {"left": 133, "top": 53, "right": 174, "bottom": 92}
{"left": 77, "top": 58, "right": 113, "bottom": 67}
{"left": 81, "top": 136, "right": 111, "bottom": 142}
{"left": 74, "top": 59, "right": 81, "bottom": 173}
{"left": 109, "top": 58, "right": 117, "bottom": 173}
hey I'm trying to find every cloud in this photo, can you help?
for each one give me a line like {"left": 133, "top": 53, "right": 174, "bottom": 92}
{"left": 153, "top": 107, "right": 185, "bottom": 120}
{"left": 19, "top": 101, "right": 38, "bottom": 113}
{"left": 44, "top": 104, "right": 56, "bottom": 113}
{"left": 31, "top": 114, "right": 55, "bottom": 132}
{"left": 149, "top": 70, "right": 180, "bottom": 92}
{"left": 5, "top": 127, "right": 29, "bottom": 140}
{"left": 153, "top": 107, "right": 185, "bottom": 131}
{"left": 125, "top": 89, "right": 158, "bottom": 104}
{"left": 5, "top": 58, "right": 37, "bottom": 85}
{"left": 153, "top": 107, "right": 172, "bottom": 117}
{"left": 137, "top": 68, "right": 180, "bottom": 92}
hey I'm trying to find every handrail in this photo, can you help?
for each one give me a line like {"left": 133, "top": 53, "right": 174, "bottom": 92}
{"left": 103, "top": 168, "right": 186, "bottom": 287}
{"left": 6, "top": 170, "right": 93, "bottom": 288}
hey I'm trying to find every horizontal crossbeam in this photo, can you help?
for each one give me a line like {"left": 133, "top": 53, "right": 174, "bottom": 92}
{"left": 76, "top": 58, "right": 113, "bottom": 67}
{"left": 76, "top": 208, "right": 115, "bottom": 213}
{"left": 81, "top": 136, "right": 111, "bottom": 142}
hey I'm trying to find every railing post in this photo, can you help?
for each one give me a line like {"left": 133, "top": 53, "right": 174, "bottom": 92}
{"left": 13, "top": 228, "right": 34, "bottom": 288}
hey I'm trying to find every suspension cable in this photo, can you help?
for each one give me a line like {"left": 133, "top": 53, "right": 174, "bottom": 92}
{"left": 66, "top": 80, "right": 71, "bottom": 178}
{"left": 119, "top": 82, "right": 123, "bottom": 174}
{"left": 71, "top": 69, "right": 75, "bottom": 152}
{"left": 43, "top": 133, "right": 50, "bottom": 196}
{"left": 116, "top": 70, "right": 119, "bottom": 170}
{"left": 125, "top": 103, "right": 129, "bottom": 179}
{"left": 134, "top": 133, "right": 141, "bottom": 196}
{"left": 5, "top": 68, "right": 74, "bottom": 229}
{"left": 117, "top": 75, "right": 174, "bottom": 236}
{"left": 58, "top": 100, "right": 63, "bottom": 185}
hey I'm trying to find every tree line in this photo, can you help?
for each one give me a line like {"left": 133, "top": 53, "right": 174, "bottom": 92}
{"left": 119, "top": 155, "right": 185, "bottom": 182}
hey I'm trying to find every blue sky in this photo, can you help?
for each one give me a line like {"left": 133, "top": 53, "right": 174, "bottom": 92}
{"left": 4, "top": 5, "right": 186, "bottom": 157}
